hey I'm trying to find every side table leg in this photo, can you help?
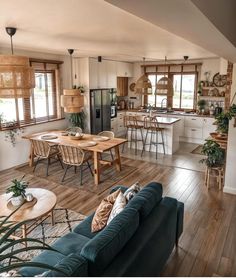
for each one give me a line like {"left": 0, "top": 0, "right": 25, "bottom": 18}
{"left": 51, "top": 210, "right": 55, "bottom": 226}
{"left": 22, "top": 224, "right": 27, "bottom": 247}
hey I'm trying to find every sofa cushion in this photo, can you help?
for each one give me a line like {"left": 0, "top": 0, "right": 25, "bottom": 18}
{"left": 81, "top": 207, "right": 139, "bottom": 276}
{"left": 51, "top": 232, "right": 90, "bottom": 256}
{"left": 91, "top": 189, "right": 121, "bottom": 232}
{"left": 107, "top": 191, "right": 127, "bottom": 224}
{"left": 124, "top": 182, "right": 141, "bottom": 201}
{"left": 20, "top": 251, "right": 66, "bottom": 277}
{"left": 43, "top": 253, "right": 88, "bottom": 277}
{"left": 126, "top": 182, "right": 163, "bottom": 221}
{"left": 73, "top": 213, "right": 99, "bottom": 239}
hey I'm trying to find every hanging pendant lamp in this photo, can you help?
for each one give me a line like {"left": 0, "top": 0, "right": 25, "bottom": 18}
{"left": 61, "top": 49, "right": 84, "bottom": 113}
{"left": 0, "top": 27, "right": 35, "bottom": 98}
{"left": 135, "top": 57, "right": 152, "bottom": 95}
{"left": 156, "top": 56, "right": 173, "bottom": 96}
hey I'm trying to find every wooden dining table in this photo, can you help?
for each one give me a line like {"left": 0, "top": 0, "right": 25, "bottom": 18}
{"left": 22, "top": 130, "right": 127, "bottom": 185}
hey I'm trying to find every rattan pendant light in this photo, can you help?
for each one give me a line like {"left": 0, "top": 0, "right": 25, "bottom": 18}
{"left": 156, "top": 56, "right": 173, "bottom": 96}
{"left": 135, "top": 58, "right": 152, "bottom": 95}
{"left": 61, "top": 49, "right": 84, "bottom": 113}
{"left": 0, "top": 27, "right": 35, "bottom": 98}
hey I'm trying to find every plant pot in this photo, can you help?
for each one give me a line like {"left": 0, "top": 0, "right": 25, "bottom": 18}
{"left": 11, "top": 195, "right": 25, "bottom": 206}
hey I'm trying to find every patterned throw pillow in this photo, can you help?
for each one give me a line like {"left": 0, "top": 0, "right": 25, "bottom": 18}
{"left": 124, "top": 182, "right": 141, "bottom": 201}
{"left": 107, "top": 191, "right": 127, "bottom": 224}
{"left": 91, "top": 189, "right": 120, "bottom": 233}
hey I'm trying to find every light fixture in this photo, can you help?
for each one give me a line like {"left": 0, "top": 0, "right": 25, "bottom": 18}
{"left": 0, "top": 27, "right": 35, "bottom": 98}
{"left": 135, "top": 58, "right": 152, "bottom": 95}
{"left": 98, "top": 56, "right": 102, "bottom": 63}
{"left": 155, "top": 56, "right": 173, "bottom": 96}
{"left": 61, "top": 49, "right": 84, "bottom": 113}
{"left": 183, "top": 55, "right": 189, "bottom": 61}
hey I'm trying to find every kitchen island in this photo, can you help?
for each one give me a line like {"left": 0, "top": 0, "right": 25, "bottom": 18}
{"left": 127, "top": 115, "right": 181, "bottom": 155}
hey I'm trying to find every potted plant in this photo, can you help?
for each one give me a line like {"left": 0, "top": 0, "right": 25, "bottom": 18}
{"left": 215, "top": 105, "right": 236, "bottom": 134}
{"left": 67, "top": 111, "right": 85, "bottom": 130}
{"left": 6, "top": 176, "right": 29, "bottom": 206}
{"left": 197, "top": 99, "right": 206, "bottom": 114}
{"left": 200, "top": 140, "right": 225, "bottom": 167}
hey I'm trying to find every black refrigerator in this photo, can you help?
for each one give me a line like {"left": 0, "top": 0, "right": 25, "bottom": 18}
{"left": 90, "top": 89, "right": 111, "bottom": 134}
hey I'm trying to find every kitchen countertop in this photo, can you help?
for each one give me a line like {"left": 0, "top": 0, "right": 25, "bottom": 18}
{"left": 117, "top": 109, "right": 214, "bottom": 118}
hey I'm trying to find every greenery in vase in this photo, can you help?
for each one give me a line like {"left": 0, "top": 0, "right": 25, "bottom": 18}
{"left": 197, "top": 99, "right": 206, "bottom": 111}
{"left": 200, "top": 140, "right": 225, "bottom": 167}
{"left": 0, "top": 208, "right": 67, "bottom": 275}
{"left": 72, "top": 85, "right": 85, "bottom": 93}
{"left": 67, "top": 111, "right": 85, "bottom": 130}
{"left": 215, "top": 105, "right": 236, "bottom": 134}
{"left": 6, "top": 176, "right": 29, "bottom": 198}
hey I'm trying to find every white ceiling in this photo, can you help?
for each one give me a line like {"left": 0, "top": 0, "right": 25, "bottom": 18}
{"left": 106, "top": 0, "right": 236, "bottom": 62}
{"left": 0, "top": 0, "right": 217, "bottom": 62}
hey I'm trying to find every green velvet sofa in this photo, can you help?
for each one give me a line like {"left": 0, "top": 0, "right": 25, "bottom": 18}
{"left": 20, "top": 182, "right": 184, "bottom": 277}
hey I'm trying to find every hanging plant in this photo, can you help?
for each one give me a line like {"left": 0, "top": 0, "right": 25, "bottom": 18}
{"left": 67, "top": 111, "right": 85, "bottom": 130}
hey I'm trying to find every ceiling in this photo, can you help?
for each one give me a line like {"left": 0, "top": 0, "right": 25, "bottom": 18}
{"left": 0, "top": 0, "right": 219, "bottom": 62}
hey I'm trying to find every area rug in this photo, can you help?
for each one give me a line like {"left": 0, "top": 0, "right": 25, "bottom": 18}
{"left": 16, "top": 162, "right": 137, "bottom": 195}
{"left": 4, "top": 208, "right": 86, "bottom": 264}
{"left": 191, "top": 145, "right": 203, "bottom": 155}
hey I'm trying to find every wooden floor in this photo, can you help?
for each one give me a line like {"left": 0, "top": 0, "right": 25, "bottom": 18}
{"left": 1, "top": 157, "right": 236, "bottom": 276}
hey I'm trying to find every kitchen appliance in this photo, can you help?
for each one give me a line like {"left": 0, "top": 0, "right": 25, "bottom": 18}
{"left": 90, "top": 89, "right": 112, "bottom": 134}
{"left": 214, "top": 106, "right": 223, "bottom": 116}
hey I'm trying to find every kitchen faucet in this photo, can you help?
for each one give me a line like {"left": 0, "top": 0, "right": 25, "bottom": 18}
{"left": 161, "top": 98, "right": 167, "bottom": 109}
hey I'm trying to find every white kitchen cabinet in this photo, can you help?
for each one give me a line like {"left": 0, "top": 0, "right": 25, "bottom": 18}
{"left": 117, "top": 61, "right": 133, "bottom": 77}
{"left": 184, "top": 127, "right": 203, "bottom": 139}
{"left": 97, "top": 60, "right": 107, "bottom": 88}
{"left": 107, "top": 60, "right": 117, "bottom": 88}
{"left": 116, "top": 112, "right": 126, "bottom": 137}
{"left": 89, "top": 58, "right": 98, "bottom": 89}
{"left": 184, "top": 116, "right": 203, "bottom": 128}
{"left": 111, "top": 117, "right": 118, "bottom": 135}
{"left": 202, "top": 117, "right": 216, "bottom": 140}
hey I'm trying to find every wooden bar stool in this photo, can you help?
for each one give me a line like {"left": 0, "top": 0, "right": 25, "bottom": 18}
{"left": 205, "top": 166, "right": 224, "bottom": 190}
{"left": 122, "top": 115, "right": 144, "bottom": 155}
{"left": 141, "top": 116, "right": 166, "bottom": 159}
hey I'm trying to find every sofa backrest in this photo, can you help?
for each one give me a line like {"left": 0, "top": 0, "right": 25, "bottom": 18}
{"left": 80, "top": 207, "right": 139, "bottom": 276}
{"left": 111, "top": 182, "right": 163, "bottom": 222}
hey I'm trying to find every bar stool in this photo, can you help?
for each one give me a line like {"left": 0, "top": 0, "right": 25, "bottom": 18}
{"left": 141, "top": 116, "right": 166, "bottom": 159}
{"left": 205, "top": 165, "right": 224, "bottom": 190}
{"left": 122, "top": 115, "right": 144, "bottom": 155}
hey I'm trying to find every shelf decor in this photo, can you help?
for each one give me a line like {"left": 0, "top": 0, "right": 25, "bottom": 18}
{"left": 61, "top": 49, "right": 84, "bottom": 113}
{"left": 135, "top": 58, "right": 152, "bottom": 95}
{"left": 0, "top": 27, "right": 35, "bottom": 98}
{"left": 155, "top": 56, "right": 173, "bottom": 96}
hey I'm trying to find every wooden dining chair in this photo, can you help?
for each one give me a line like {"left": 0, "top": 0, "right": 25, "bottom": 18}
{"left": 30, "top": 139, "right": 63, "bottom": 176}
{"left": 58, "top": 145, "right": 93, "bottom": 185}
{"left": 98, "top": 131, "right": 115, "bottom": 160}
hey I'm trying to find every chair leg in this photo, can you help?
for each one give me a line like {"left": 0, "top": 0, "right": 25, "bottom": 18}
{"left": 33, "top": 157, "right": 40, "bottom": 172}
{"left": 80, "top": 165, "right": 83, "bottom": 186}
{"left": 74, "top": 166, "right": 77, "bottom": 173}
{"left": 141, "top": 130, "right": 148, "bottom": 157}
{"left": 61, "top": 165, "right": 69, "bottom": 182}
{"left": 122, "top": 128, "right": 128, "bottom": 153}
{"left": 57, "top": 155, "right": 64, "bottom": 169}
{"left": 161, "top": 130, "right": 166, "bottom": 154}
{"left": 46, "top": 158, "right": 50, "bottom": 176}
{"left": 156, "top": 131, "right": 158, "bottom": 160}
{"left": 135, "top": 128, "right": 137, "bottom": 155}
{"left": 87, "top": 161, "right": 93, "bottom": 176}
{"left": 110, "top": 150, "right": 114, "bottom": 161}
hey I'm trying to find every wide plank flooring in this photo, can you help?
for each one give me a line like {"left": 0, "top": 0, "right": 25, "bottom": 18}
{"left": 0, "top": 157, "right": 236, "bottom": 276}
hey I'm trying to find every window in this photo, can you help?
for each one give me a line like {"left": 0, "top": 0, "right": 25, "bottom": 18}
{"left": 147, "top": 72, "right": 196, "bottom": 109}
{"left": 0, "top": 59, "right": 63, "bottom": 129}
{"left": 173, "top": 74, "right": 196, "bottom": 109}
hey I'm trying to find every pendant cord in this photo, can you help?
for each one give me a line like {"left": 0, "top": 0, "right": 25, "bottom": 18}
{"left": 70, "top": 54, "right": 73, "bottom": 88}
{"left": 10, "top": 35, "right": 14, "bottom": 55}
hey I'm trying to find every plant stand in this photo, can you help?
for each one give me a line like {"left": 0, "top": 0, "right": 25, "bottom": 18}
{"left": 205, "top": 166, "right": 224, "bottom": 190}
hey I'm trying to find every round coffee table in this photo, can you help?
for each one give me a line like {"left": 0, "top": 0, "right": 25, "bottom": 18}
{"left": 0, "top": 188, "right": 57, "bottom": 243}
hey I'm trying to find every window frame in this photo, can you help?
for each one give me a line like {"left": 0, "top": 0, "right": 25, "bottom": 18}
{"left": 0, "top": 59, "right": 64, "bottom": 130}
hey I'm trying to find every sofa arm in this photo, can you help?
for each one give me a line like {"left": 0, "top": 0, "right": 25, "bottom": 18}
{"left": 176, "top": 201, "right": 184, "bottom": 246}
{"left": 110, "top": 185, "right": 128, "bottom": 194}
{"left": 43, "top": 253, "right": 88, "bottom": 277}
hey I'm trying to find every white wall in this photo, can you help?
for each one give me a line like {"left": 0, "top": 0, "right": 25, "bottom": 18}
{"left": 0, "top": 48, "right": 70, "bottom": 171}
{"left": 224, "top": 63, "right": 236, "bottom": 195}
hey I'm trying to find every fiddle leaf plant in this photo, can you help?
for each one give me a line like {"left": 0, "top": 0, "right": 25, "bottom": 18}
{"left": 200, "top": 140, "right": 225, "bottom": 167}
{"left": 0, "top": 207, "right": 67, "bottom": 276}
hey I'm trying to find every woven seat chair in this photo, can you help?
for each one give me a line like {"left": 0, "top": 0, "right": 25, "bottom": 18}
{"left": 31, "top": 139, "right": 63, "bottom": 176}
{"left": 122, "top": 115, "right": 144, "bottom": 155}
{"left": 141, "top": 116, "right": 165, "bottom": 159}
{"left": 58, "top": 145, "right": 93, "bottom": 185}
{"left": 98, "top": 131, "right": 115, "bottom": 160}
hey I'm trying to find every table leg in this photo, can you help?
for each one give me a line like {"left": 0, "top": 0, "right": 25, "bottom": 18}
{"left": 29, "top": 143, "right": 34, "bottom": 167}
{"left": 22, "top": 224, "right": 27, "bottom": 247}
{"left": 93, "top": 151, "right": 100, "bottom": 185}
{"left": 51, "top": 210, "right": 55, "bottom": 226}
{"left": 114, "top": 146, "right": 121, "bottom": 172}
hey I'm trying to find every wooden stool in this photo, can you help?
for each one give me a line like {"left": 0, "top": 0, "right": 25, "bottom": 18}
{"left": 205, "top": 166, "right": 224, "bottom": 190}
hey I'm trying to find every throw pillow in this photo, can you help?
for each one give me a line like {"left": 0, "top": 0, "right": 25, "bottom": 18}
{"left": 107, "top": 191, "right": 127, "bottom": 224}
{"left": 124, "top": 182, "right": 141, "bottom": 201}
{"left": 91, "top": 189, "right": 120, "bottom": 233}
